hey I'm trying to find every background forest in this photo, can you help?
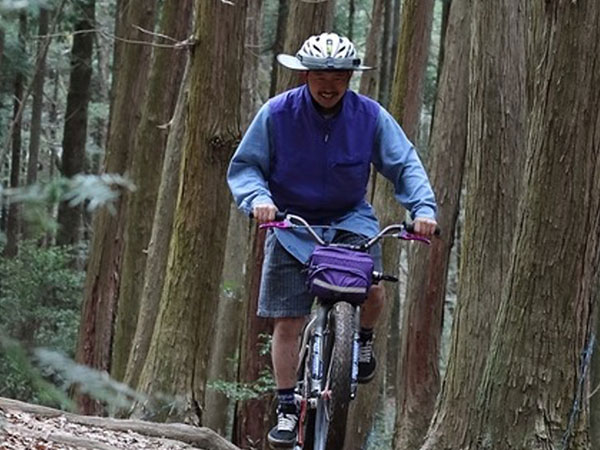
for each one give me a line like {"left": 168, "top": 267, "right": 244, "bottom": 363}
{"left": 0, "top": 0, "right": 598, "bottom": 450}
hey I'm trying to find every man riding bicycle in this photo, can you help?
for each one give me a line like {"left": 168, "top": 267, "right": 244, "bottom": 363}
{"left": 227, "top": 32, "right": 437, "bottom": 448}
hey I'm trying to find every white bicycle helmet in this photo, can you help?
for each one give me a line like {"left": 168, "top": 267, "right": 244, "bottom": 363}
{"left": 277, "top": 32, "right": 372, "bottom": 71}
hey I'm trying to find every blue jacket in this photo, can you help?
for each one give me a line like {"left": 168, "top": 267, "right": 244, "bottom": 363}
{"left": 227, "top": 85, "right": 436, "bottom": 263}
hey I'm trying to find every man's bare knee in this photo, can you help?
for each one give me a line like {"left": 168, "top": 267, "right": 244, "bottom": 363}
{"left": 367, "top": 284, "right": 385, "bottom": 306}
{"left": 273, "top": 317, "right": 306, "bottom": 341}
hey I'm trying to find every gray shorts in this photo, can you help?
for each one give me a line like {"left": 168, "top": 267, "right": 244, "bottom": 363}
{"left": 257, "top": 230, "right": 383, "bottom": 318}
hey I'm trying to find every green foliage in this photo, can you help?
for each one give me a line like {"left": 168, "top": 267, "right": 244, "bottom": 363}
{"left": 0, "top": 174, "right": 136, "bottom": 240}
{"left": 0, "top": 241, "right": 83, "bottom": 406}
{"left": 34, "top": 348, "right": 156, "bottom": 417}
{"left": 0, "top": 335, "right": 74, "bottom": 409}
{"left": 0, "top": 241, "right": 83, "bottom": 349}
{"left": 208, "top": 368, "right": 274, "bottom": 402}
{"left": 0, "top": 242, "right": 80, "bottom": 400}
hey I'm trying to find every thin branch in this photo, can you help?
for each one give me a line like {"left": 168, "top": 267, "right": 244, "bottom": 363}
{"left": 132, "top": 24, "right": 178, "bottom": 43}
{"left": 33, "top": 27, "right": 194, "bottom": 49}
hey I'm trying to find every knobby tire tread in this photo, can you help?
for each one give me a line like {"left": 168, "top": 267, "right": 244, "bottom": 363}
{"left": 323, "top": 302, "right": 354, "bottom": 449}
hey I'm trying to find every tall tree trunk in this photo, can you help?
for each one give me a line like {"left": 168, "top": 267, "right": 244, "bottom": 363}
{"left": 74, "top": 0, "right": 157, "bottom": 415}
{"left": 466, "top": 3, "right": 600, "bottom": 447}
{"left": 135, "top": 0, "right": 248, "bottom": 425}
{"left": 204, "top": 0, "right": 263, "bottom": 436}
{"left": 419, "top": 0, "right": 526, "bottom": 448}
{"left": 393, "top": 0, "right": 469, "bottom": 448}
{"left": 342, "top": 3, "right": 389, "bottom": 445}
{"left": 123, "top": 63, "right": 190, "bottom": 392}
{"left": 44, "top": 68, "right": 60, "bottom": 247}
{"left": 374, "top": 0, "right": 434, "bottom": 427}
{"left": 90, "top": 0, "right": 113, "bottom": 174}
{"left": 269, "top": 0, "right": 288, "bottom": 98}
{"left": 366, "top": 0, "right": 435, "bottom": 445}
{"left": 56, "top": 0, "right": 95, "bottom": 247}
{"left": 348, "top": 0, "right": 355, "bottom": 41}
{"left": 389, "top": 0, "right": 402, "bottom": 89}
{"left": 111, "top": 0, "right": 192, "bottom": 383}
{"left": 388, "top": 0, "right": 433, "bottom": 140}
{"left": 240, "top": 0, "right": 264, "bottom": 128}
{"left": 26, "top": 7, "right": 49, "bottom": 188}
{"left": 3, "top": 13, "right": 27, "bottom": 259}
{"left": 0, "top": 28, "right": 4, "bottom": 71}
{"left": 274, "top": 0, "right": 336, "bottom": 93}
{"left": 232, "top": 229, "right": 273, "bottom": 450}
{"left": 358, "top": 0, "right": 384, "bottom": 99}
{"left": 204, "top": 207, "right": 252, "bottom": 437}
{"left": 378, "top": 0, "right": 393, "bottom": 108}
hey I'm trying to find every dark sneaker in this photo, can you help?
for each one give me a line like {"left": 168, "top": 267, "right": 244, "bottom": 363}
{"left": 357, "top": 336, "right": 377, "bottom": 384}
{"left": 268, "top": 403, "right": 298, "bottom": 448}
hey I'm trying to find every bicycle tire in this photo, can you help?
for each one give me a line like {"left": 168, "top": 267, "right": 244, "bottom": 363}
{"left": 298, "top": 339, "right": 315, "bottom": 450}
{"left": 314, "top": 301, "right": 355, "bottom": 450}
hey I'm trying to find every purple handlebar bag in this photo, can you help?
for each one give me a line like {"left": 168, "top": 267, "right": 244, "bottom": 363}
{"left": 306, "top": 246, "right": 374, "bottom": 304}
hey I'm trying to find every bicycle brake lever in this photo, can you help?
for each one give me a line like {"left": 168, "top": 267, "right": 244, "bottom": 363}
{"left": 399, "top": 230, "right": 432, "bottom": 244}
{"left": 259, "top": 220, "right": 292, "bottom": 230}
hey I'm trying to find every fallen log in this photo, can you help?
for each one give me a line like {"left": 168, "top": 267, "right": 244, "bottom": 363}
{"left": 0, "top": 397, "right": 241, "bottom": 450}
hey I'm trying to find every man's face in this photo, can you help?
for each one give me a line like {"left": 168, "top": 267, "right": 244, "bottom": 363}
{"left": 305, "top": 70, "right": 352, "bottom": 109}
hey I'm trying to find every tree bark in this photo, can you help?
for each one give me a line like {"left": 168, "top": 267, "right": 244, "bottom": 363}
{"left": 269, "top": 0, "right": 288, "bottom": 98}
{"left": 393, "top": 0, "right": 469, "bottom": 448}
{"left": 378, "top": 0, "right": 393, "bottom": 108}
{"left": 0, "top": 28, "right": 4, "bottom": 72}
{"left": 358, "top": 0, "right": 384, "bottom": 99}
{"left": 342, "top": 3, "right": 389, "bottom": 444}
{"left": 240, "top": 0, "right": 264, "bottom": 128}
{"left": 89, "top": 0, "right": 113, "bottom": 174}
{"left": 348, "top": 0, "right": 355, "bottom": 41}
{"left": 56, "top": 0, "right": 95, "bottom": 247}
{"left": 111, "top": 0, "right": 192, "bottom": 383}
{"left": 204, "top": 0, "right": 263, "bottom": 436}
{"left": 204, "top": 207, "right": 252, "bottom": 438}
{"left": 3, "top": 13, "right": 27, "bottom": 259}
{"left": 367, "top": 1, "right": 435, "bottom": 445}
{"left": 371, "top": 2, "right": 434, "bottom": 439}
{"left": 419, "top": 0, "right": 526, "bottom": 448}
{"left": 134, "top": 0, "right": 248, "bottom": 425}
{"left": 74, "top": 0, "right": 157, "bottom": 415}
{"left": 232, "top": 229, "right": 274, "bottom": 450}
{"left": 389, "top": 0, "right": 402, "bottom": 86}
{"left": 123, "top": 63, "right": 190, "bottom": 392}
{"left": 26, "top": 7, "right": 49, "bottom": 188}
{"left": 465, "top": 3, "right": 600, "bottom": 447}
{"left": 274, "top": 0, "right": 336, "bottom": 93}
{"left": 390, "top": 6, "right": 441, "bottom": 450}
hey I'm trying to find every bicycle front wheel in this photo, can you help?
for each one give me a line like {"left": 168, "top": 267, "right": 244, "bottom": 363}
{"left": 314, "top": 301, "right": 355, "bottom": 450}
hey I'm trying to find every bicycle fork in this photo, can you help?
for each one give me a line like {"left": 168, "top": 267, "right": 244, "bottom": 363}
{"left": 350, "top": 306, "right": 360, "bottom": 399}
{"left": 310, "top": 306, "right": 328, "bottom": 397}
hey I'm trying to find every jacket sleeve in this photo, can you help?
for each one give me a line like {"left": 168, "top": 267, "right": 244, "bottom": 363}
{"left": 372, "top": 106, "right": 437, "bottom": 219}
{"left": 227, "top": 104, "right": 274, "bottom": 215}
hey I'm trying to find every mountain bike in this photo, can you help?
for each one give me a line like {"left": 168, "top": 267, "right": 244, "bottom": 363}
{"left": 261, "top": 213, "right": 434, "bottom": 450}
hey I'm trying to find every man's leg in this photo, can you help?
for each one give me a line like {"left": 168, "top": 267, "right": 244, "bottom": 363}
{"left": 272, "top": 316, "right": 306, "bottom": 389}
{"left": 357, "top": 284, "right": 385, "bottom": 383}
{"left": 361, "top": 284, "right": 385, "bottom": 329}
{"left": 268, "top": 316, "right": 305, "bottom": 447}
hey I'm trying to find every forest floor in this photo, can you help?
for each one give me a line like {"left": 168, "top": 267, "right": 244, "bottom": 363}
{"left": 0, "top": 397, "right": 240, "bottom": 450}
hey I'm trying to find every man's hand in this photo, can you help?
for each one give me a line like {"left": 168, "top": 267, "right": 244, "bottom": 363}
{"left": 413, "top": 217, "right": 438, "bottom": 237}
{"left": 253, "top": 203, "right": 279, "bottom": 224}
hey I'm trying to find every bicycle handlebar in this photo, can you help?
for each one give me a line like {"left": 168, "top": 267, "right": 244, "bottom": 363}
{"left": 255, "top": 212, "right": 439, "bottom": 250}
